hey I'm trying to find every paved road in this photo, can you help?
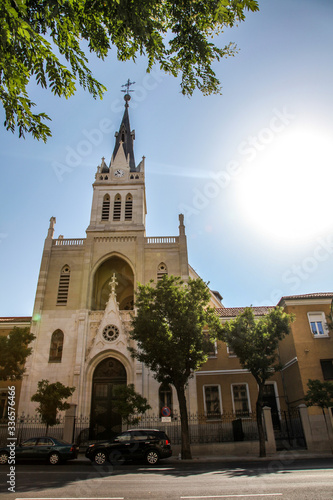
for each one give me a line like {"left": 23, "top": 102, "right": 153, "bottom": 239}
{"left": 0, "top": 458, "right": 332, "bottom": 500}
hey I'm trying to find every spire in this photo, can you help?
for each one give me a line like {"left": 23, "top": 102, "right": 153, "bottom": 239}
{"left": 111, "top": 80, "right": 137, "bottom": 171}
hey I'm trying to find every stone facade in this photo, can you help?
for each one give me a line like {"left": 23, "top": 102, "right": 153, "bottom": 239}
{"left": 16, "top": 95, "right": 221, "bottom": 436}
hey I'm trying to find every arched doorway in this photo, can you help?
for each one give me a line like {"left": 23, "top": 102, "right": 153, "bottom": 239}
{"left": 90, "top": 357, "right": 127, "bottom": 439}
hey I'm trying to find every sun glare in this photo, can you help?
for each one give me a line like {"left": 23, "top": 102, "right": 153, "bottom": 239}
{"left": 235, "top": 126, "right": 333, "bottom": 245}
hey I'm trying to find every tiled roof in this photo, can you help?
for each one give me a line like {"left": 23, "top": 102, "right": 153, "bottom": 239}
{"left": 279, "top": 293, "right": 333, "bottom": 302}
{"left": 0, "top": 317, "right": 32, "bottom": 323}
{"left": 216, "top": 306, "right": 274, "bottom": 318}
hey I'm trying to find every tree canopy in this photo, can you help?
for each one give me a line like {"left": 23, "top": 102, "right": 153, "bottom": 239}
{"left": 0, "top": 326, "right": 35, "bottom": 380}
{"left": 219, "top": 307, "right": 294, "bottom": 456}
{"left": 31, "top": 379, "right": 75, "bottom": 431}
{"left": 113, "top": 383, "right": 151, "bottom": 426}
{"left": 304, "top": 379, "right": 333, "bottom": 410}
{"left": 1, "top": 0, "right": 259, "bottom": 141}
{"left": 129, "top": 275, "right": 223, "bottom": 459}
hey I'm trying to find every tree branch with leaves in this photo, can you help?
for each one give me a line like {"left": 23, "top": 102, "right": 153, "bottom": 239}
{"left": 1, "top": 0, "right": 259, "bottom": 141}
{"left": 31, "top": 379, "right": 75, "bottom": 434}
{"left": 0, "top": 327, "right": 35, "bottom": 381}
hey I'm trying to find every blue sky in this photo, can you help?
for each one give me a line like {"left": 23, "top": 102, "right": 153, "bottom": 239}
{"left": 1, "top": 0, "right": 333, "bottom": 316}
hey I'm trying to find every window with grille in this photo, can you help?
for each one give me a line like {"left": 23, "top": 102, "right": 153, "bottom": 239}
{"left": 204, "top": 385, "right": 222, "bottom": 419}
{"left": 125, "top": 194, "right": 133, "bottom": 220}
{"left": 203, "top": 332, "right": 217, "bottom": 357}
{"left": 320, "top": 359, "right": 333, "bottom": 380}
{"left": 49, "top": 330, "right": 64, "bottom": 362}
{"left": 57, "top": 265, "right": 70, "bottom": 305}
{"left": 101, "top": 194, "right": 110, "bottom": 220}
{"left": 0, "top": 390, "right": 8, "bottom": 419}
{"left": 232, "top": 384, "right": 250, "bottom": 417}
{"left": 113, "top": 194, "right": 121, "bottom": 220}
{"left": 157, "top": 262, "right": 168, "bottom": 281}
{"left": 159, "top": 383, "right": 173, "bottom": 417}
{"left": 307, "top": 312, "right": 329, "bottom": 337}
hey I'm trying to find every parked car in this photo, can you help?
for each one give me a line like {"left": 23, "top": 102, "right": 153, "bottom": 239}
{"left": 0, "top": 436, "right": 79, "bottom": 465}
{"left": 85, "top": 429, "right": 172, "bottom": 465}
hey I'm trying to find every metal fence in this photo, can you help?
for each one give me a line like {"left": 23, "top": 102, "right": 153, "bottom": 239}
{"left": 1, "top": 412, "right": 260, "bottom": 448}
{"left": 0, "top": 416, "right": 65, "bottom": 446}
{"left": 74, "top": 412, "right": 259, "bottom": 447}
{"left": 271, "top": 408, "right": 306, "bottom": 450}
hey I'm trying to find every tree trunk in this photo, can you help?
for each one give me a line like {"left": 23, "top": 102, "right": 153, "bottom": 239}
{"left": 175, "top": 384, "right": 192, "bottom": 459}
{"left": 256, "top": 384, "right": 266, "bottom": 457}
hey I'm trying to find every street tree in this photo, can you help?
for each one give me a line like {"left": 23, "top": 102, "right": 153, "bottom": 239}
{"left": 31, "top": 379, "right": 75, "bottom": 434}
{"left": 219, "top": 307, "right": 294, "bottom": 457}
{"left": 304, "top": 378, "right": 333, "bottom": 450}
{"left": 0, "top": 327, "right": 35, "bottom": 380}
{"left": 129, "top": 275, "right": 223, "bottom": 459}
{"left": 113, "top": 383, "right": 151, "bottom": 426}
{"left": 1, "top": 0, "right": 259, "bottom": 141}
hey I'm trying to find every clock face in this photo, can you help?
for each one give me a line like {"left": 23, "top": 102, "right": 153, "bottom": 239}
{"left": 114, "top": 169, "right": 124, "bottom": 178}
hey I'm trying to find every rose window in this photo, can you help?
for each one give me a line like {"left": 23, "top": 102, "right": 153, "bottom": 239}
{"left": 102, "top": 324, "right": 120, "bottom": 342}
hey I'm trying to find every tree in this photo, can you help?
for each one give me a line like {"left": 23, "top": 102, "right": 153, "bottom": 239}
{"left": 113, "top": 383, "right": 151, "bottom": 426}
{"left": 31, "top": 379, "right": 75, "bottom": 434}
{"left": 304, "top": 378, "right": 333, "bottom": 451}
{"left": 219, "top": 307, "right": 294, "bottom": 457}
{"left": 1, "top": 0, "right": 259, "bottom": 141}
{"left": 129, "top": 275, "right": 223, "bottom": 459}
{"left": 0, "top": 327, "right": 35, "bottom": 380}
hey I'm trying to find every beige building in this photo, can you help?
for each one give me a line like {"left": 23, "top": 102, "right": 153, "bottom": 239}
{"left": 277, "top": 293, "right": 333, "bottom": 410}
{"left": 196, "top": 295, "right": 333, "bottom": 423}
{"left": 16, "top": 94, "right": 221, "bottom": 437}
{"left": 0, "top": 317, "right": 31, "bottom": 419}
{"left": 196, "top": 307, "right": 286, "bottom": 424}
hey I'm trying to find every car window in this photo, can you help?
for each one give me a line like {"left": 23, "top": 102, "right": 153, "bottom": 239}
{"left": 117, "top": 433, "right": 131, "bottom": 442}
{"left": 21, "top": 438, "right": 38, "bottom": 447}
{"left": 131, "top": 431, "right": 148, "bottom": 441}
{"left": 37, "top": 438, "right": 54, "bottom": 446}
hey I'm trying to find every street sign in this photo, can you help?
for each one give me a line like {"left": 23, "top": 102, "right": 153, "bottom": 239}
{"left": 161, "top": 406, "right": 171, "bottom": 417}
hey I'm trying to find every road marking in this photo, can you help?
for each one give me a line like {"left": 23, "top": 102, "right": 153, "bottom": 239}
{"left": 16, "top": 498, "right": 124, "bottom": 500}
{"left": 181, "top": 495, "right": 283, "bottom": 499}
{"left": 137, "top": 467, "right": 175, "bottom": 471}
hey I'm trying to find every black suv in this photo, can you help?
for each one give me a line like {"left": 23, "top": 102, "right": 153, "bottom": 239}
{"left": 85, "top": 429, "right": 172, "bottom": 465}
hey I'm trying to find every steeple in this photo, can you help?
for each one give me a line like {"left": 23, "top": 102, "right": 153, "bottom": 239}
{"left": 87, "top": 79, "right": 146, "bottom": 233}
{"left": 111, "top": 80, "right": 137, "bottom": 172}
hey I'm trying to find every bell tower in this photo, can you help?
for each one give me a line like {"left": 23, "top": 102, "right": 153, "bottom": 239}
{"left": 87, "top": 82, "right": 146, "bottom": 234}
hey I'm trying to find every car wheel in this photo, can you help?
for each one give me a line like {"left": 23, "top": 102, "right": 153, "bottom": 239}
{"left": 48, "top": 452, "right": 61, "bottom": 465}
{"left": 94, "top": 451, "right": 107, "bottom": 465}
{"left": 145, "top": 449, "right": 159, "bottom": 465}
{"left": 0, "top": 451, "right": 9, "bottom": 465}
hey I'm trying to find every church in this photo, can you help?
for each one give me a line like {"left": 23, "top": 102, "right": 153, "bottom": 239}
{"left": 17, "top": 89, "right": 222, "bottom": 436}
{"left": 2, "top": 87, "right": 332, "bottom": 452}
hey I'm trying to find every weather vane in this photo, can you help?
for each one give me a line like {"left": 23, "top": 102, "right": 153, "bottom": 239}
{"left": 121, "top": 78, "right": 136, "bottom": 94}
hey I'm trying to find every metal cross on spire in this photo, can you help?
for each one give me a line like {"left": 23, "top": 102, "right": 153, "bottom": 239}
{"left": 121, "top": 78, "right": 136, "bottom": 94}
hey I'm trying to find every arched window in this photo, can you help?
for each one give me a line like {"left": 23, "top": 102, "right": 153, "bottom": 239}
{"left": 101, "top": 194, "right": 110, "bottom": 221}
{"left": 125, "top": 193, "right": 133, "bottom": 221}
{"left": 49, "top": 330, "right": 64, "bottom": 363}
{"left": 157, "top": 262, "right": 168, "bottom": 281}
{"left": 159, "top": 383, "right": 173, "bottom": 417}
{"left": 57, "top": 265, "right": 70, "bottom": 305}
{"left": 113, "top": 194, "right": 121, "bottom": 221}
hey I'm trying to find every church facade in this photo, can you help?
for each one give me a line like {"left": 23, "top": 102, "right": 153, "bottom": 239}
{"left": 17, "top": 93, "right": 222, "bottom": 436}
